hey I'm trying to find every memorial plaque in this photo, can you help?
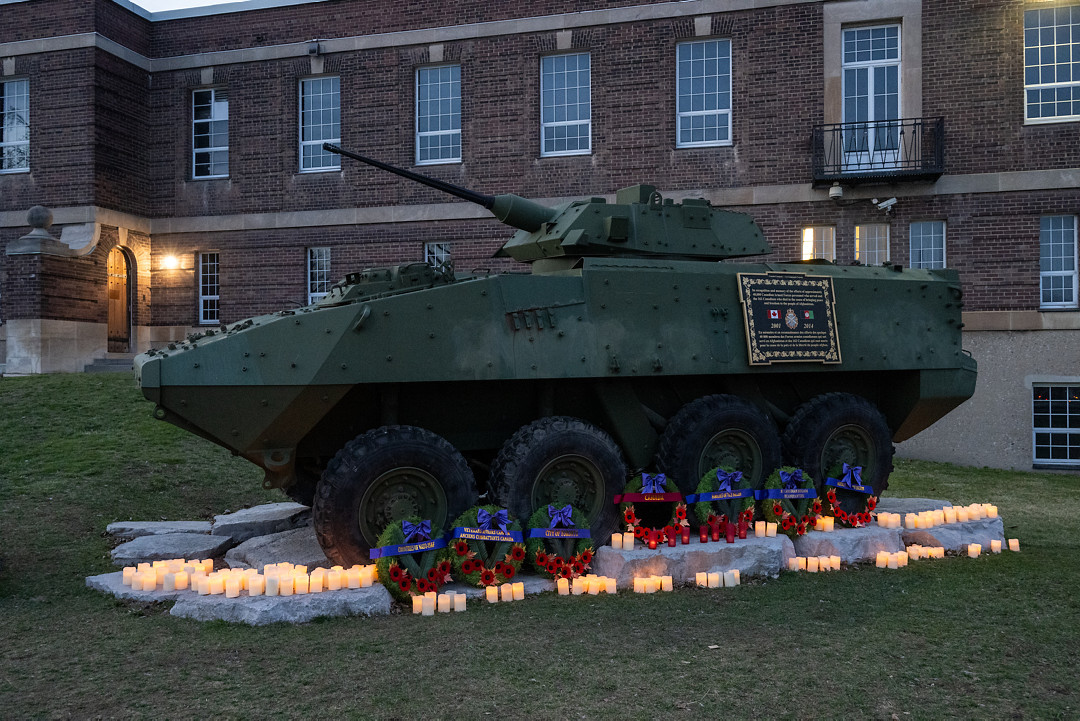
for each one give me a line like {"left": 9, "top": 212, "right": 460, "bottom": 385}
{"left": 738, "top": 272, "right": 841, "bottom": 365}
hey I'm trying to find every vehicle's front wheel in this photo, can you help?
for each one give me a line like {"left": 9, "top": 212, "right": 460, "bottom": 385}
{"left": 313, "top": 425, "right": 477, "bottom": 566}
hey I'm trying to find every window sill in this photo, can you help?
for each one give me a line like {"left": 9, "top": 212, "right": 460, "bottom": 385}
{"left": 1024, "top": 117, "right": 1080, "bottom": 126}
{"left": 298, "top": 168, "right": 342, "bottom": 175}
{"left": 415, "top": 159, "right": 462, "bottom": 167}
{"left": 1033, "top": 463, "right": 1080, "bottom": 471}
{"left": 191, "top": 176, "right": 229, "bottom": 181}
{"left": 0, "top": 168, "right": 30, "bottom": 175}
{"left": 540, "top": 151, "right": 591, "bottom": 159}
{"left": 676, "top": 141, "right": 734, "bottom": 149}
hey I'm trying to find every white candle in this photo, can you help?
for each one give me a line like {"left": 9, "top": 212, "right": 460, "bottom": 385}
{"left": 707, "top": 572, "right": 720, "bottom": 588}
{"left": 345, "top": 568, "right": 361, "bottom": 589}
{"left": 661, "top": 576, "right": 673, "bottom": 592}
{"left": 904, "top": 513, "right": 918, "bottom": 529}
{"left": 412, "top": 596, "right": 423, "bottom": 614}
{"left": 294, "top": 573, "right": 309, "bottom": 594}
{"left": 587, "top": 578, "right": 601, "bottom": 595}
{"left": 264, "top": 572, "right": 279, "bottom": 596}
{"left": 968, "top": 543, "right": 981, "bottom": 558}
{"left": 359, "top": 566, "right": 373, "bottom": 588}
{"left": 986, "top": 505, "right": 998, "bottom": 518}
{"left": 326, "top": 569, "right": 342, "bottom": 591}
{"left": 501, "top": 584, "right": 513, "bottom": 602}
{"left": 787, "top": 557, "right": 799, "bottom": 571}
{"left": 818, "top": 556, "right": 831, "bottom": 572}
{"left": 486, "top": 586, "right": 498, "bottom": 603}
{"left": 875, "top": 552, "right": 888, "bottom": 568}
{"left": 225, "top": 577, "right": 241, "bottom": 598}
{"left": 633, "top": 578, "right": 645, "bottom": 593}
{"left": 796, "top": 557, "right": 807, "bottom": 570}
{"left": 163, "top": 572, "right": 177, "bottom": 592}
{"left": 766, "top": 522, "right": 777, "bottom": 537}
{"left": 830, "top": 555, "right": 842, "bottom": 571}
{"left": 897, "top": 551, "right": 908, "bottom": 567}
{"left": 611, "top": 533, "right": 623, "bottom": 550}
{"left": 754, "top": 521, "right": 766, "bottom": 537}
{"left": 422, "top": 596, "right": 435, "bottom": 616}
{"left": 604, "top": 577, "right": 617, "bottom": 594}
{"left": 933, "top": 510, "right": 945, "bottom": 525}
{"left": 208, "top": 575, "right": 225, "bottom": 595}
{"left": 572, "top": 577, "right": 585, "bottom": 595}
{"left": 513, "top": 582, "right": 525, "bottom": 601}
{"left": 278, "top": 574, "right": 294, "bottom": 596}
{"left": 956, "top": 508, "right": 969, "bottom": 523}
{"left": 1008, "top": 538, "right": 1020, "bottom": 552}
{"left": 454, "top": 592, "right": 466, "bottom": 611}
{"left": 990, "top": 539, "right": 1002, "bottom": 553}
{"left": 823, "top": 517, "right": 835, "bottom": 532}
{"left": 122, "top": 567, "right": 136, "bottom": 586}
{"left": 696, "top": 572, "right": 708, "bottom": 587}
{"left": 887, "top": 554, "right": 898, "bottom": 569}
{"left": 309, "top": 572, "right": 323, "bottom": 593}
{"left": 174, "top": 570, "right": 189, "bottom": 590}
{"left": 248, "top": 574, "right": 265, "bottom": 596}
{"left": 437, "top": 593, "right": 451, "bottom": 613}
{"left": 623, "top": 533, "right": 634, "bottom": 551}
{"left": 814, "top": 517, "right": 825, "bottom": 532}
{"left": 557, "top": 578, "right": 570, "bottom": 595}
{"left": 723, "top": 570, "right": 736, "bottom": 587}
{"left": 807, "top": 557, "right": 819, "bottom": 572}
{"left": 200, "top": 559, "right": 214, "bottom": 574}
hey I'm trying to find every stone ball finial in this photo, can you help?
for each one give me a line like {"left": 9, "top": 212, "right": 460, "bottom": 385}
{"left": 27, "top": 205, "right": 53, "bottom": 230}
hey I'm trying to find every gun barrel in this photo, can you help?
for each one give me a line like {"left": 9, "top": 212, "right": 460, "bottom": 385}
{"left": 324, "top": 143, "right": 495, "bottom": 210}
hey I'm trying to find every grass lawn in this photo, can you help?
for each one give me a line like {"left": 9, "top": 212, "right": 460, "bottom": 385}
{"left": 1, "top": 373, "right": 1078, "bottom": 718}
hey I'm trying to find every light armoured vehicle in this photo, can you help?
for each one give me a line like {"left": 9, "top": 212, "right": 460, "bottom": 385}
{"left": 135, "top": 144, "right": 977, "bottom": 564}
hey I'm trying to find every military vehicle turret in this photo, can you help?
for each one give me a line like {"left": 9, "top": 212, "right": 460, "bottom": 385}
{"left": 135, "top": 144, "right": 976, "bottom": 565}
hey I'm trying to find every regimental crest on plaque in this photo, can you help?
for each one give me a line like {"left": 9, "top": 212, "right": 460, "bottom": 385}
{"left": 737, "top": 272, "right": 841, "bottom": 365}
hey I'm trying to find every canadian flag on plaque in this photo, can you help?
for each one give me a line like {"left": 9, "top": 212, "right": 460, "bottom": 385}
{"left": 769, "top": 309, "right": 780, "bottom": 319}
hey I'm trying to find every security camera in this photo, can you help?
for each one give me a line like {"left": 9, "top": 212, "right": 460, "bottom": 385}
{"left": 874, "top": 197, "right": 897, "bottom": 211}
{"left": 828, "top": 183, "right": 843, "bottom": 201}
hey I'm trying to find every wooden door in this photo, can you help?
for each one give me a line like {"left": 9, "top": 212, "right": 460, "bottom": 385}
{"left": 107, "top": 247, "right": 130, "bottom": 353}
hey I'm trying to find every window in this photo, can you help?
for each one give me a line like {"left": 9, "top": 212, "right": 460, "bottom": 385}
{"left": 540, "top": 53, "right": 591, "bottom": 156}
{"left": 300, "top": 76, "right": 340, "bottom": 171}
{"left": 909, "top": 221, "right": 946, "bottom": 269}
{"left": 842, "top": 25, "right": 900, "bottom": 166}
{"left": 1, "top": 78, "right": 29, "bottom": 173}
{"left": 424, "top": 241, "right": 452, "bottom": 272}
{"left": 192, "top": 89, "right": 228, "bottom": 178}
{"left": 416, "top": 66, "right": 461, "bottom": 165}
{"left": 1040, "top": 215, "right": 1078, "bottom": 308}
{"left": 307, "top": 247, "right": 331, "bottom": 304}
{"left": 676, "top": 39, "right": 732, "bottom": 147}
{"left": 855, "top": 224, "right": 889, "bottom": 266}
{"left": 198, "top": 252, "right": 220, "bottom": 324}
{"left": 1033, "top": 384, "right": 1080, "bottom": 466}
{"left": 1024, "top": 6, "right": 1080, "bottom": 123}
{"left": 801, "top": 227, "right": 836, "bottom": 261}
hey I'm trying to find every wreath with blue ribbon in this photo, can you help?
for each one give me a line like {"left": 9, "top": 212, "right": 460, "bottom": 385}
{"left": 447, "top": 505, "right": 526, "bottom": 587}
{"left": 760, "top": 466, "right": 819, "bottom": 538}
{"left": 616, "top": 472, "right": 687, "bottom": 545}
{"left": 822, "top": 463, "right": 877, "bottom": 528}
{"left": 687, "top": 466, "right": 758, "bottom": 529}
{"left": 524, "top": 504, "right": 594, "bottom": 580}
{"left": 373, "top": 516, "right": 452, "bottom": 603}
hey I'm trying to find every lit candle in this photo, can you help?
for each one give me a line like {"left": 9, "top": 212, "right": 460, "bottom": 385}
{"left": 555, "top": 577, "right": 569, "bottom": 595}
{"left": 201, "top": 559, "right": 214, "bottom": 574}
{"left": 830, "top": 555, "right": 841, "bottom": 571}
{"left": 345, "top": 568, "right": 361, "bottom": 589}
{"left": 967, "top": 543, "right": 981, "bottom": 558}
{"left": 796, "top": 557, "right": 807, "bottom": 570}
{"left": 935, "top": 547, "right": 945, "bottom": 559}
{"left": 787, "top": 557, "right": 799, "bottom": 571}
{"left": 422, "top": 596, "right": 435, "bottom": 616}
{"left": 723, "top": 570, "right": 736, "bottom": 587}
{"left": 754, "top": 521, "right": 766, "bottom": 537}
{"left": 875, "top": 552, "right": 888, "bottom": 568}
{"left": 904, "top": 513, "right": 918, "bottom": 529}
{"left": 611, "top": 533, "right": 623, "bottom": 550}
{"left": 309, "top": 572, "right": 323, "bottom": 593}
{"left": 707, "top": 572, "right": 720, "bottom": 588}
{"left": 806, "top": 557, "right": 819, "bottom": 572}
{"left": 887, "top": 554, "right": 898, "bottom": 569}
{"left": 681, "top": 527, "right": 690, "bottom": 544}
{"left": 908, "top": 545, "right": 921, "bottom": 560}
{"left": 326, "top": 569, "right": 342, "bottom": 591}
{"left": 666, "top": 526, "right": 677, "bottom": 547}
{"left": 454, "top": 592, "right": 466, "bottom": 612}
{"left": 264, "top": 572, "right": 279, "bottom": 596}
{"left": 1008, "top": 538, "right": 1020, "bottom": 552}
{"left": 648, "top": 537, "right": 657, "bottom": 550}
{"left": 933, "top": 510, "right": 945, "bottom": 525}
{"left": 122, "top": 567, "right": 136, "bottom": 586}
{"left": 513, "top": 582, "right": 525, "bottom": 601}
{"left": 162, "top": 573, "right": 178, "bottom": 592}
{"left": 819, "top": 556, "right": 831, "bottom": 572}
{"left": 604, "top": 577, "right": 617, "bottom": 594}
{"left": 569, "top": 577, "right": 582, "bottom": 595}
{"left": 696, "top": 572, "right": 707, "bottom": 587}
{"left": 661, "top": 576, "right": 673, "bottom": 592}
{"left": 990, "top": 539, "right": 1002, "bottom": 553}
{"left": 897, "top": 551, "right": 908, "bottom": 567}
{"left": 986, "top": 505, "right": 998, "bottom": 518}
{"left": 700, "top": 526, "right": 709, "bottom": 544}
{"left": 823, "top": 517, "right": 835, "bottom": 532}
{"left": 815, "top": 517, "right": 825, "bottom": 532}
{"left": 208, "top": 575, "right": 225, "bottom": 595}
{"left": 294, "top": 573, "right": 309, "bottom": 594}
{"left": 623, "top": 533, "right": 634, "bottom": 551}
{"left": 956, "top": 508, "right": 969, "bottom": 523}
{"left": 225, "top": 577, "right": 241, "bottom": 598}
{"left": 647, "top": 577, "right": 659, "bottom": 593}
{"left": 737, "top": 521, "right": 747, "bottom": 539}
{"left": 486, "top": 586, "right": 498, "bottom": 603}
{"left": 726, "top": 523, "right": 736, "bottom": 543}
{"left": 766, "top": 522, "right": 777, "bottom": 537}
{"left": 437, "top": 593, "right": 451, "bottom": 613}
{"left": 501, "top": 584, "right": 513, "bottom": 602}
{"left": 359, "top": 567, "right": 373, "bottom": 588}
{"left": 412, "top": 596, "right": 423, "bottom": 614}
{"left": 174, "top": 570, "right": 189, "bottom": 590}
{"left": 633, "top": 578, "right": 645, "bottom": 593}
{"left": 248, "top": 574, "right": 265, "bottom": 596}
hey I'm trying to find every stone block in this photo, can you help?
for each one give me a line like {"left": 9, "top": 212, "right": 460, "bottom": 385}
{"left": 211, "top": 502, "right": 310, "bottom": 543}
{"left": 225, "top": 527, "right": 329, "bottom": 570}
{"left": 792, "top": 525, "right": 904, "bottom": 563}
{"left": 106, "top": 521, "right": 211, "bottom": 539}
{"left": 902, "top": 517, "right": 1005, "bottom": 551}
{"left": 591, "top": 535, "right": 794, "bottom": 589}
{"left": 110, "top": 533, "right": 235, "bottom": 566}
{"left": 875, "top": 497, "right": 954, "bottom": 514}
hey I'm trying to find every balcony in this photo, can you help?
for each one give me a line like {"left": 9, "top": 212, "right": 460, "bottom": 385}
{"left": 812, "top": 117, "right": 944, "bottom": 186}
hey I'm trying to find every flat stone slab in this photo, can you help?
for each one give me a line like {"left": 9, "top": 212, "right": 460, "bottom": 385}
{"left": 211, "top": 502, "right": 310, "bottom": 543}
{"left": 876, "top": 497, "right": 954, "bottom": 514}
{"left": 902, "top": 517, "right": 1005, "bottom": 551}
{"left": 86, "top": 571, "right": 392, "bottom": 625}
{"left": 592, "top": 536, "right": 794, "bottom": 589}
{"left": 110, "top": 533, "right": 235, "bottom": 566}
{"left": 792, "top": 525, "right": 905, "bottom": 563}
{"left": 225, "top": 527, "right": 329, "bottom": 570}
{"left": 106, "top": 521, "right": 211, "bottom": 539}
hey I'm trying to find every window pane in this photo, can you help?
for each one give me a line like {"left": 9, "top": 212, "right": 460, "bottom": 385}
{"left": 540, "top": 53, "right": 591, "bottom": 156}
{"left": 1024, "top": 9, "right": 1080, "bottom": 121}
{"left": 300, "top": 76, "right": 341, "bottom": 170}
{"left": 192, "top": 88, "right": 227, "bottom": 178}
{"left": 199, "top": 252, "right": 220, "bottom": 324}
{"left": 675, "top": 39, "right": 732, "bottom": 147}
{"left": 1, "top": 78, "right": 30, "bottom": 172}
{"left": 1033, "top": 384, "right": 1080, "bottom": 465}
{"left": 910, "top": 221, "right": 946, "bottom": 269}
{"left": 416, "top": 65, "right": 461, "bottom": 164}
{"left": 1039, "top": 215, "right": 1079, "bottom": 308}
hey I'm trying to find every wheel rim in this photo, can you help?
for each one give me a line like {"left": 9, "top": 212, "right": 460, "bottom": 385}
{"left": 358, "top": 466, "right": 448, "bottom": 547}
{"left": 698, "top": 428, "right": 763, "bottom": 481}
{"left": 820, "top": 423, "right": 876, "bottom": 481}
{"left": 530, "top": 454, "right": 605, "bottom": 523}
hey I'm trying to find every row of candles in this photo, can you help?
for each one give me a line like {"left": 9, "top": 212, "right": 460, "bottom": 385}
{"left": 896, "top": 503, "right": 998, "bottom": 530}
{"left": 412, "top": 591, "right": 467, "bottom": 614}
{"left": 611, "top": 520, "right": 782, "bottom": 551}
{"left": 121, "top": 558, "right": 380, "bottom": 597}
{"left": 694, "top": 570, "right": 741, "bottom": 587}
{"left": 788, "top": 555, "right": 843, "bottom": 572}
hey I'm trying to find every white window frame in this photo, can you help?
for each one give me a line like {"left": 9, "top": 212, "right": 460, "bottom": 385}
{"left": 1040, "top": 215, "right": 1079, "bottom": 309}
{"left": 801, "top": 226, "right": 836, "bottom": 261}
{"left": 198, "top": 252, "right": 220, "bottom": 325}
{"left": 841, "top": 24, "right": 901, "bottom": 169}
{"left": 1, "top": 77, "right": 30, "bottom": 174}
{"left": 416, "top": 65, "right": 461, "bottom": 165}
{"left": 909, "top": 220, "right": 947, "bottom": 269}
{"left": 424, "top": 241, "right": 452, "bottom": 272}
{"left": 855, "top": 224, "right": 890, "bottom": 266}
{"left": 540, "top": 52, "right": 591, "bottom": 157}
{"left": 299, "top": 76, "right": 340, "bottom": 172}
{"left": 1024, "top": 6, "right": 1080, "bottom": 124}
{"left": 1032, "top": 383, "right": 1080, "bottom": 467}
{"left": 307, "top": 247, "right": 331, "bottom": 304}
{"left": 675, "top": 39, "right": 732, "bottom": 148}
{"left": 192, "top": 88, "right": 228, "bottom": 179}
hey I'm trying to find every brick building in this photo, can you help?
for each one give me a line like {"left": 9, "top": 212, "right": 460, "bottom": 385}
{"left": 0, "top": 0, "right": 1077, "bottom": 470}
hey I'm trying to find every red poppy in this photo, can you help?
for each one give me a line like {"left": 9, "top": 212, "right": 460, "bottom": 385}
{"left": 579, "top": 549, "right": 593, "bottom": 565}
{"left": 745, "top": 508, "right": 754, "bottom": 522}
{"left": 624, "top": 508, "right": 638, "bottom": 526}
{"left": 634, "top": 526, "right": 648, "bottom": 539}
{"left": 551, "top": 556, "right": 565, "bottom": 567}
{"left": 675, "top": 506, "right": 687, "bottom": 521}
{"left": 861, "top": 512, "right": 872, "bottom": 524}
{"left": 796, "top": 523, "right": 806, "bottom": 535}
{"left": 707, "top": 514, "right": 717, "bottom": 525}
{"left": 782, "top": 516, "right": 793, "bottom": 530}
{"left": 502, "top": 565, "right": 516, "bottom": 580}
{"left": 388, "top": 564, "right": 403, "bottom": 582}
{"left": 772, "top": 503, "right": 784, "bottom": 517}
{"left": 417, "top": 579, "right": 430, "bottom": 593}
{"left": 398, "top": 578, "right": 411, "bottom": 592}
{"left": 438, "top": 560, "right": 451, "bottom": 576}
{"left": 867, "top": 497, "right": 877, "bottom": 511}
{"left": 812, "top": 500, "right": 823, "bottom": 514}
{"left": 454, "top": 540, "right": 469, "bottom": 556}
{"left": 559, "top": 566, "right": 573, "bottom": 579}
{"left": 801, "top": 515, "right": 810, "bottom": 526}
{"left": 535, "top": 550, "right": 549, "bottom": 566}
{"left": 836, "top": 509, "right": 848, "bottom": 521}
{"left": 461, "top": 559, "right": 475, "bottom": 575}
{"left": 827, "top": 489, "right": 837, "bottom": 504}
{"left": 510, "top": 546, "right": 526, "bottom": 562}
{"left": 480, "top": 569, "right": 496, "bottom": 586}
{"left": 493, "top": 562, "right": 506, "bottom": 575}
{"left": 546, "top": 561, "right": 559, "bottom": 575}
{"left": 572, "top": 561, "right": 585, "bottom": 575}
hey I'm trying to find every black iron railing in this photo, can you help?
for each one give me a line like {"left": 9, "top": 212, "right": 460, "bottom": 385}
{"left": 812, "top": 117, "right": 944, "bottom": 185}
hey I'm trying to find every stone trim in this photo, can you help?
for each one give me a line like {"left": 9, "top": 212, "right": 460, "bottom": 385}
{"left": 963, "top": 310, "right": 1080, "bottom": 332}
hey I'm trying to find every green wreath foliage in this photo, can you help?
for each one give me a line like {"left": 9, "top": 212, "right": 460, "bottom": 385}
{"left": 447, "top": 505, "right": 526, "bottom": 587}
{"left": 760, "top": 466, "right": 821, "bottom": 539}
{"left": 374, "top": 516, "right": 453, "bottom": 603}
{"left": 821, "top": 464, "right": 877, "bottom": 528}
{"left": 618, "top": 473, "right": 687, "bottom": 544}
{"left": 691, "top": 465, "right": 758, "bottom": 528}
{"left": 524, "top": 505, "right": 594, "bottom": 580}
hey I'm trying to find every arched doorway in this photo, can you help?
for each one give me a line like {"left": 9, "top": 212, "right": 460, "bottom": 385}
{"left": 107, "top": 246, "right": 132, "bottom": 353}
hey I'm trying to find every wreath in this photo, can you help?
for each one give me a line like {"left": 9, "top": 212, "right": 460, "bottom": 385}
{"left": 525, "top": 504, "right": 594, "bottom": 580}
{"left": 821, "top": 463, "right": 877, "bottom": 528}
{"left": 373, "top": 517, "right": 452, "bottom": 603}
{"left": 617, "top": 472, "right": 687, "bottom": 545}
{"left": 689, "top": 466, "right": 757, "bottom": 531}
{"left": 447, "top": 505, "right": 526, "bottom": 587}
{"left": 760, "top": 466, "right": 819, "bottom": 538}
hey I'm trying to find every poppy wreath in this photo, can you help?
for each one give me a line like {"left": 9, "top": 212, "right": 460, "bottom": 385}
{"left": 374, "top": 516, "right": 453, "bottom": 604}
{"left": 617, "top": 472, "right": 686, "bottom": 545}
{"left": 821, "top": 463, "right": 877, "bottom": 528}
{"left": 760, "top": 466, "right": 819, "bottom": 538}
{"left": 525, "top": 505, "right": 594, "bottom": 581}
{"left": 690, "top": 465, "right": 757, "bottom": 529}
{"left": 447, "top": 504, "right": 526, "bottom": 587}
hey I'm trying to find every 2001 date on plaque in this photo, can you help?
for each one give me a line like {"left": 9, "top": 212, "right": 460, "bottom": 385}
{"left": 738, "top": 272, "right": 841, "bottom": 365}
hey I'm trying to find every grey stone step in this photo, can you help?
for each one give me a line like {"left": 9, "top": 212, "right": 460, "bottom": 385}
{"left": 110, "top": 532, "right": 235, "bottom": 566}
{"left": 212, "top": 502, "right": 311, "bottom": 543}
{"left": 84, "top": 357, "right": 135, "bottom": 373}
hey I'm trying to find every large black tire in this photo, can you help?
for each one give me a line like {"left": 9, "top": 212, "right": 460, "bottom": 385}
{"left": 781, "top": 392, "right": 894, "bottom": 497}
{"left": 489, "top": 417, "right": 625, "bottom": 547}
{"left": 656, "top": 394, "right": 782, "bottom": 494}
{"left": 282, "top": 464, "right": 320, "bottom": 507}
{"left": 313, "top": 425, "right": 477, "bottom": 566}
